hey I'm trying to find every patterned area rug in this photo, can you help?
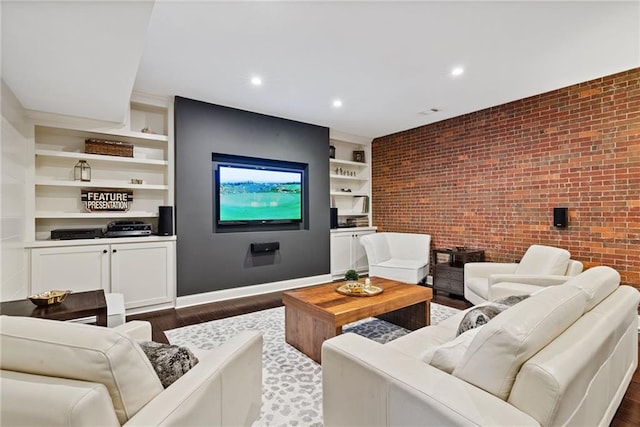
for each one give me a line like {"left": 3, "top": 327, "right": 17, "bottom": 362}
{"left": 165, "top": 303, "right": 460, "bottom": 426}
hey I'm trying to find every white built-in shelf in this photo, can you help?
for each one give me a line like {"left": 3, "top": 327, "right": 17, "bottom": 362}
{"left": 337, "top": 211, "right": 369, "bottom": 216}
{"left": 329, "top": 174, "right": 367, "bottom": 181}
{"left": 35, "top": 179, "right": 168, "bottom": 191}
{"left": 26, "top": 235, "right": 176, "bottom": 248}
{"left": 35, "top": 149, "right": 168, "bottom": 166}
{"left": 330, "top": 158, "right": 368, "bottom": 168}
{"left": 330, "top": 191, "right": 369, "bottom": 197}
{"left": 35, "top": 211, "right": 158, "bottom": 219}
{"left": 37, "top": 125, "right": 168, "bottom": 144}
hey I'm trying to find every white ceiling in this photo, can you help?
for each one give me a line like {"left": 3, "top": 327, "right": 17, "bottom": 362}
{"left": 2, "top": 1, "right": 639, "bottom": 139}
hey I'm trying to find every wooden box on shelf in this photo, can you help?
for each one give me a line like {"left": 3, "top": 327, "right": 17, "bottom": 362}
{"left": 85, "top": 138, "right": 134, "bottom": 157}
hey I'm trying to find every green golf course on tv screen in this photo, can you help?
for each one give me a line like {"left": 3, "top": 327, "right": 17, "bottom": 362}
{"left": 217, "top": 164, "right": 302, "bottom": 224}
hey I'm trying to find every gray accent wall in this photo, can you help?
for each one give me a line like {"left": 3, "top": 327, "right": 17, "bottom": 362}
{"left": 174, "top": 97, "right": 330, "bottom": 297}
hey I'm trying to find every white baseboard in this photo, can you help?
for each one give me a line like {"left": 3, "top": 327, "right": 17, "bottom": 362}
{"left": 175, "top": 274, "right": 333, "bottom": 309}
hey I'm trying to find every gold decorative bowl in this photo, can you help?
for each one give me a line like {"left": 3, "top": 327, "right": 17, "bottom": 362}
{"left": 336, "top": 282, "right": 383, "bottom": 297}
{"left": 455, "top": 246, "right": 467, "bottom": 251}
{"left": 28, "top": 290, "right": 70, "bottom": 306}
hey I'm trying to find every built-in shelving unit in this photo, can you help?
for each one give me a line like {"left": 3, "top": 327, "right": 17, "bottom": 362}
{"left": 329, "top": 130, "right": 372, "bottom": 227}
{"left": 25, "top": 92, "right": 177, "bottom": 314}
{"left": 28, "top": 93, "right": 174, "bottom": 242}
{"left": 328, "top": 131, "right": 375, "bottom": 279}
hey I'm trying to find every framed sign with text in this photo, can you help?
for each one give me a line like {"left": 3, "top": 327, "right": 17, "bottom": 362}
{"left": 81, "top": 189, "right": 133, "bottom": 212}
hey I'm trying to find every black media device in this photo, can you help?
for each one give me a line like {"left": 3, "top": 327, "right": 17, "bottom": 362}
{"left": 250, "top": 242, "right": 280, "bottom": 254}
{"left": 158, "top": 206, "right": 174, "bottom": 236}
{"left": 51, "top": 228, "right": 103, "bottom": 240}
{"left": 553, "top": 207, "right": 568, "bottom": 228}
{"left": 330, "top": 207, "right": 338, "bottom": 229}
{"left": 104, "top": 221, "right": 152, "bottom": 237}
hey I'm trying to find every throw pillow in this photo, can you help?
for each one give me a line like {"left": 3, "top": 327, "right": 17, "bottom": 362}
{"left": 457, "top": 295, "right": 530, "bottom": 336}
{"left": 421, "top": 327, "right": 483, "bottom": 374}
{"left": 138, "top": 341, "right": 199, "bottom": 388}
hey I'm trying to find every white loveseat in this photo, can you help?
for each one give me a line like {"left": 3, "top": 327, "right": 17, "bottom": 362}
{"left": 359, "top": 232, "right": 431, "bottom": 284}
{"left": 322, "top": 266, "right": 639, "bottom": 426}
{"left": 0, "top": 317, "right": 263, "bottom": 426}
{"left": 464, "top": 244, "right": 584, "bottom": 305}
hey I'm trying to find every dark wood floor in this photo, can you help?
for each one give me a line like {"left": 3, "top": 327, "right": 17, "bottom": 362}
{"left": 128, "top": 290, "right": 639, "bottom": 426}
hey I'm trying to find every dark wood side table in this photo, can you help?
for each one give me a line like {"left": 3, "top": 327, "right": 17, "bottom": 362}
{"left": 0, "top": 289, "right": 108, "bottom": 326}
{"left": 432, "top": 248, "right": 485, "bottom": 297}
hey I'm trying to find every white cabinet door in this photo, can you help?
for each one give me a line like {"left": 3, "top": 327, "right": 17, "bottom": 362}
{"left": 110, "top": 241, "right": 175, "bottom": 310}
{"left": 353, "top": 230, "right": 375, "bottom": 272}
{"left": 331, "top": 229, "right": 376, "bottom": 278}
{"left": 330, "top": 232, "right": 353, "bottom": 277}
{"left": 30, "top": 245, "right": 110, "bottom": 294}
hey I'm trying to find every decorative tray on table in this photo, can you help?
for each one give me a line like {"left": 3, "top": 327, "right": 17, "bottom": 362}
{"left": 335, "top": 282, "right": 383, "bottom": 297}
{"left": 28, "top": 290, "right": 71, "bottom": 306}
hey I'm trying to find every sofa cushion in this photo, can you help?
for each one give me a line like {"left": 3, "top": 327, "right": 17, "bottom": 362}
{"left": 466, "top": 277, "right": 490, "bottom": 300}
{"left": 0, "top": 316, "right": 163, "bottom": 424}
{"left": 515, "top": 244, "right": 570, "bottom": 275}
{"left": 452, "top": 285, "right": 587, "bottom": 400}
{"left": 0, "top": 370, "right": 121, "bottom": 427}
{"left": 362, "top": 234, "right": 391, "bottom": 263}
{"left": 563, "top": 265, "right": 620, "bottom": 312}
{"left": 421, "top": 327, "right": 483, "bottom": 374}
{"left": 138, "top": 341, "right": 199, "bottom": 388}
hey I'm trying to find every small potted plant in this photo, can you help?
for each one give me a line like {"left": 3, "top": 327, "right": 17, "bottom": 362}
{"left": 344, "top": 269, "right": 363, "bottom": 293}
{"left": 345, "top": 269, "right": 359, "bottom": 283}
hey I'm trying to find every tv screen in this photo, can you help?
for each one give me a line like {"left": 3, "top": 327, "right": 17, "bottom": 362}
{"left": 217, "top": 164, "right": 303, "bottom": 224}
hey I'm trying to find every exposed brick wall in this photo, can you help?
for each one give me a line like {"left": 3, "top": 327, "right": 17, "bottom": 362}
{"left": 371, "top": 68, "right": 640, "bottom": 288}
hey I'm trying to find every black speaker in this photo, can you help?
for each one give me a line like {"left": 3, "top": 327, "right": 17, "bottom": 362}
{"left": 250, "top": 241, "right": 280, "bottom": 253}
{"left": 330, "top": 207, "right": 338, "bottom": 229}
{"left": 158, "top": 206, "right": 174, "bottom": 236}
{"left": 553, "top": 207, "right": 568, "bottom": 228}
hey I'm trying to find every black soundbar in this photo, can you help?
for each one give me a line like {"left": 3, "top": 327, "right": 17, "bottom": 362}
{"left": 250, "top": 242, "right": 280, "bottom": 253}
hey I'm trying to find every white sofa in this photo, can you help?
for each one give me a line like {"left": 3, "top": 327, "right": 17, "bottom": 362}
{"left": 464, "top": 244, "right": 584, "bottom": 305}
{"left": 0, "top": 317, "right": 263, "bottom": 426}
{"left": 359, "top": 232, "right": 431, "bottom": 284}
{"left": 322, "top": 266, "right": 639, "bottom": 426}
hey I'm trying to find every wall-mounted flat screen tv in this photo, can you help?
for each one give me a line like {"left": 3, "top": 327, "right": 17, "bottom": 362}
{"left": 216, "top": 164, "right": 303, "bottom": 225}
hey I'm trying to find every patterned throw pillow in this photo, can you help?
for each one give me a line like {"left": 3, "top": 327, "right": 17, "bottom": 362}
{"left": 456, "top": 295, "right": 530, "bottom": 336}
{"left": 138, "top": 341, "right": 199, "bottom": 388}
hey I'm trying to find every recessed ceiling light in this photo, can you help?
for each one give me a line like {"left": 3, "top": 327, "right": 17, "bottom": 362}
{"left": 332, "top": 99, "right": 343, "bottom": 108}
{"left": 451, "top": 67, "right": 464, "bottom": 77}
{"left": 251, "top": 76, "right": 262, "bottom": 86}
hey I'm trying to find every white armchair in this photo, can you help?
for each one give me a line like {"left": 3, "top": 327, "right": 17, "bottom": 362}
{"left": 0, "top": 316, "right": 263, "bottom": 426}
{"left": 464, "top": 244, "right": 584, "bottom": 305}
{"left": 359, "top": 232, "right": 431, "bottom": 284}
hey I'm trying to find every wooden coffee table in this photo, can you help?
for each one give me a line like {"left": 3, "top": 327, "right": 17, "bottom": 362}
{"left": 0, "top": 289, "right": 108, "bottom": 326}
{"left": 283, "top": 277, "right": 432, "bottom": 363}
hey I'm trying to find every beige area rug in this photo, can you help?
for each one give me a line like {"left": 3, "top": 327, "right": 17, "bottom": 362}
{"left": 165, "top": 303, "right": 460, "bottom": 426}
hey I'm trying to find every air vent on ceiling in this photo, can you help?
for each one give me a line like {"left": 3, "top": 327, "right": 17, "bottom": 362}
{"left": 418, "top": 108, "right": 441, "bottom": 116}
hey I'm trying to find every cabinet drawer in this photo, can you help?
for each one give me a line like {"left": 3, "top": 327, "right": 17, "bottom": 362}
{"left": 435, "top": 266, "right": 463, "bottom": 281}
{"left": 434, "top": 278, "right": 464, "bottom": 296}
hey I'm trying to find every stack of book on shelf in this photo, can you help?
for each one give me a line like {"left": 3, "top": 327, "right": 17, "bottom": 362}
{"left": 353, "top": 196, "right": 369, "bottom": 214}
